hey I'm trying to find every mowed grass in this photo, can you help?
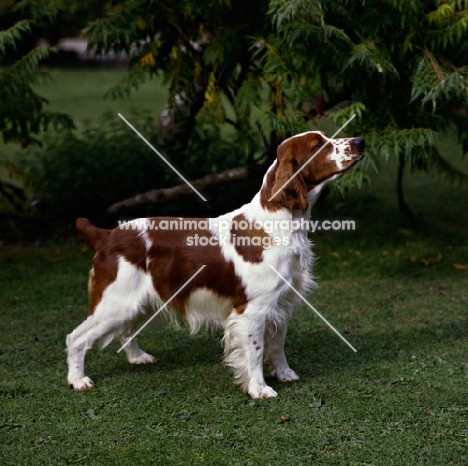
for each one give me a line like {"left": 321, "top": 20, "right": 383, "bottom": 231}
{"left": 1, "top": 152, "right": 468, "bottom": 465}
{"left": 1, "top": 68, "right": 468, "bottom": 465}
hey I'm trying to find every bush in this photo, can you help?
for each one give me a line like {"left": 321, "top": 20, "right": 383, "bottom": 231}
{"left": 27, "top": 111, "right": 242, "bottom": 223}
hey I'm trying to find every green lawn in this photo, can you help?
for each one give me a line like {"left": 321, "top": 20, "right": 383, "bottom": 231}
{"left": 36, "top": 68, "right": 168, "bottom": 124}
{"left": 1, "top": 150, "right": 468, "bottom": 464}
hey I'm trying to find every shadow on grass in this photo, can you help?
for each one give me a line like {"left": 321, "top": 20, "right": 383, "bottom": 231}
{"left": 287, "top": 317, "right": 468, "bottom": 382}
{"left": 77, "top": 313, "right": 468, "bottom": 395}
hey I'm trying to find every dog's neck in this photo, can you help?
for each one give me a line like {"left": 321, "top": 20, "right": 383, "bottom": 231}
{"left": 289, "top": 185, "right": 322, "bottom": 228}
{"left": 244, "top": 166, "right": 329, "bottom": 225}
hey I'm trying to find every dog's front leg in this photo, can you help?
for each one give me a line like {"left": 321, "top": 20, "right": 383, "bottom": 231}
{"left": 223, "top": 306, "right": 277, "bottom": 399}
{"left": 265, "top": 318, "right": 299, "bottom": 383}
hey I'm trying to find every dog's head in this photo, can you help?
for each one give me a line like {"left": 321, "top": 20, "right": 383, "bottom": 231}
{"left": 270, "top": 131, "right": 365, "bottom": 211}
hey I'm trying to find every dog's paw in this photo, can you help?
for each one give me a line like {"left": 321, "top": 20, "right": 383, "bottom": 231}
{"left": 128, "top": 352, "right": 156, "bottom": 365}
{"left": 271, "top": 367, "right": 299, "bottom": 383}
{"left": 68, "top": 376, "right": 95, "bottom": 391}
{"left": 248, "top": 383, "right": 278, "bottom": 399}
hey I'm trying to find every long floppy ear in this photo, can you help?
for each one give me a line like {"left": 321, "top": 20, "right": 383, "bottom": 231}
{"left": 271, "top": 146, "right": 308, "bottom": 211}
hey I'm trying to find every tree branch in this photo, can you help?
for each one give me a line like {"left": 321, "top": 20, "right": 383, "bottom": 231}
{"left": 424, "top": 46, "right": 444, "bottom": 82}
{"left": 0, "top": 178, "right": 27, "bottom": 212}
{"left": 107, "top": 166, "right": 248, "bottom": 214}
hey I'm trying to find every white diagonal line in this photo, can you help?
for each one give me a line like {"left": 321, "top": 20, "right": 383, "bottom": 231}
{"left": 269, "top": 113, "right": 357, "bottom": 202}
{"left": 118, "top": 113, "right": 207, "bottom": 201}
{"left": 269, "top": 265, "right": 357, "bottom": 352}
{"left": 117, "top": 265, "right": 206, "bottom": 353}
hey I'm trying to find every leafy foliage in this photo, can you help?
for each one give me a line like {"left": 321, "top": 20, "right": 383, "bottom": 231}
{"left": 4, "top": 0, "right": 468, "bottom": 222}
{"left": 261, "top": 0, "right": 468, "bottom": 206}
{"left": 84, "top": 0, "right": 468, "bottom": 212}
{"left": 85, "top": 0, "right": 271, "bottom": 169}
{"left": 26, "top": 112, "right": 242, "bottom": 221}
{"left": 0, "top": 0, "right": 75, "bottom": 147}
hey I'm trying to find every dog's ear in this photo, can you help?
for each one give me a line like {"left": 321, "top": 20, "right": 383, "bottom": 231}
{"left": 271, "top": 144, "right": 308, "bottom": 211}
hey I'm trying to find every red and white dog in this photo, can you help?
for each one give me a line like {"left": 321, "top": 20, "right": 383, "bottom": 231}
{"left": 67, "top": 131, "right": 364, "bottom": 398}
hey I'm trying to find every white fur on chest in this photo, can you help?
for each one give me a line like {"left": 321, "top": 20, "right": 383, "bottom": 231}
{"left": 208, "top": 195, "right": 316, "bottom": 322}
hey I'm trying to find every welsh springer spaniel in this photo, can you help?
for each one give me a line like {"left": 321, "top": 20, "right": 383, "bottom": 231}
{"left": 67, "top": 131, "right": 365, "bottom": 398}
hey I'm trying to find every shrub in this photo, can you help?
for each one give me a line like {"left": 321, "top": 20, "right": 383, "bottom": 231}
{"left": 27, "top": 111, "right": 242, "bottom": 223}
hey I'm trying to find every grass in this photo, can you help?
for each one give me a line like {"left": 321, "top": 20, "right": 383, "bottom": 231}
{"left": 1, "top": 149, "right": 468, "bottom": 465}
{"left": 35, "top": 68, "right": 168, "bottom": 124}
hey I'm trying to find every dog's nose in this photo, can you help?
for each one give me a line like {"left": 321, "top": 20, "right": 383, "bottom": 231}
{"left": 353, "top": 138, "right": 365, "bottom": 150}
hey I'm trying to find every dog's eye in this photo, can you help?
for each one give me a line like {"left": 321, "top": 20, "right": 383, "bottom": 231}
{"left": 316, "top": 140, "right": 324, "bottom": 147}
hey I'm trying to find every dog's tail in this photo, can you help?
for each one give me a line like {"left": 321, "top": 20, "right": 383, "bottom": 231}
{"left": 76, "top": 218, "right": 110, "bottom": 251}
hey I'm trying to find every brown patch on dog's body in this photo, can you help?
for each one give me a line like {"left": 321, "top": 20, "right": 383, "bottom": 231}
{"left": 78, "top": 218, "right": 248, "bottom": 317}
{"left": 145, "top": 219, "right": 247, "bottom": 315}
{"left": 84, "top": 228, "right": 147, "bottom": 315}
{"left": 230, "top": 214, "right": 270, "bottom": 263}
{"left": 87, "top": 258, "right": 117, "bottom": 315}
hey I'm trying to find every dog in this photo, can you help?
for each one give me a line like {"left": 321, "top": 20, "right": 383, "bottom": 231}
{"left": 66, "top": 131, "right": 365, "bottom": 398}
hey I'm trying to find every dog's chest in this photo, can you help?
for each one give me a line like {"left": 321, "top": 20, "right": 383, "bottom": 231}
{"left": 277, "top": 229, "right": 314, "bottom": 297}
{"left": 291, "top": 228, "right": 313, "bottom": 269}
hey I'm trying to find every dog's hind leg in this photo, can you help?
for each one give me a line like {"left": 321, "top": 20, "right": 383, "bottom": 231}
{"left": 67, "top": 256, "right": 158, "bottom": 390}
{"left": 119, "top": 335, "right": 156, "bottom": 365}
{"left": 66, "top": 307, "right": 156, "bottom": 390}
{"left": 66, "top": 311, "right": 110, "bottom": 391}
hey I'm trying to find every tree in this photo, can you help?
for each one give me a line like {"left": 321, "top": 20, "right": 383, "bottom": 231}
{"left": 6, "top": 0, "right": 464, "bottom": 219}
{"left": 0, "top": 0, "right": 74, "bottom": 214}
{"left": 86, "top": 0, "right": 468, "bottom": 218}
{"left": 0, "top": 0, "right": 78, "bottom": 146}
{"left": 85, "top": 0, "right": 284, "bottom": 213}
{"left": 258, "top": 0, "right": 468, "bottom": 216}
{"left": 3, "top": 0, "right": 467, "bottom": 217}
